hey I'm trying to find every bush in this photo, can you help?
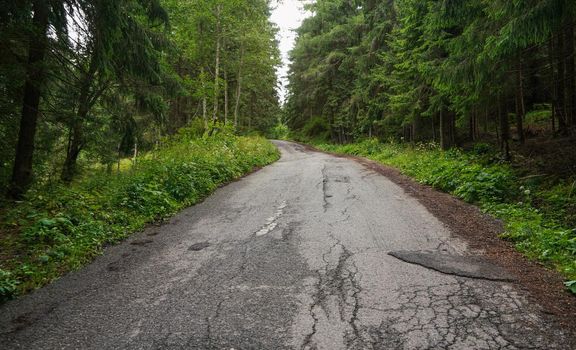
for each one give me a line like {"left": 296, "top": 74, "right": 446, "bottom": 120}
{"left": 0, "top": 129, "right": 279, "bottom": 301}
{"left": 269, "top": 123, "right": 290, "bottom": 140}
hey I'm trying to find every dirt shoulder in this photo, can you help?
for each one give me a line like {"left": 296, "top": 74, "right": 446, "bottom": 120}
{"left": 300, "top": 142, "right": 576, "bottom": 335}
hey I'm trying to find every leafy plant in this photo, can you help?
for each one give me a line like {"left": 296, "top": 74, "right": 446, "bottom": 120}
{"left": 0, "top": 269, "right": 19, "bottom": 303}
{"left": 565, "top": 280, "right": 576, "bottom": 295}
{"left": 270, "top": 123, "right": 290, "bottom": 140}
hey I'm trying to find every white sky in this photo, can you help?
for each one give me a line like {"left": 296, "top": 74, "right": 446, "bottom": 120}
{"left": 270, "top": 0, "right": 311, "bottom": 103}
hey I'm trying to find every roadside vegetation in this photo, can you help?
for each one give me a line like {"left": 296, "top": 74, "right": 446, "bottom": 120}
{"left": 315, "top": 139, "right": 576, "bottom": 294}
{"left": 0, "top": 128, "right": 279, "bottom": 302}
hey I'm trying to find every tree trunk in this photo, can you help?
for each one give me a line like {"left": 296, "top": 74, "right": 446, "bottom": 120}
{"left": 201, "top": 66, "right": 208, "bottom": 130}
{"left": 445, "top": 110, "right": 456, "bottom": 147}
{"left": 515, "top": 60, "right": 525, "bottom": 144}
{"left": 132, "top": 137, "right": 138, "bottom": 169}
{"left": 551, "top": 103, "right": 556, "bottom": 135}
{"left": 61, "top": 121, "right": 84, "bottom": 182}
{"left": 483, "top": 107, "right": 488, "bottom": 135}
{"left": 212, "top": 4, "right": 222, "bottom": 125}
{"left": 8, "top": 0, "right": 49, "bottom": 198}
{"left": 556, "top": 31, "right": 567, "bottom": 133}
{"left": 499, "top": 95, "right": 510, "bottom": 160}
{"left": 61, "top": 50, "right": 99, "bottom": 182}
{"left": 234, "top": 46, "right": 244, "bottom": 128}
{"left": 169, "top": 56, "right": 184, "bottom": 133}
{"left": 565, "top": 21, "right": 575, "bottom": 132}
{"left": 224, "top": 70, "right": 228, "bottom": 124}
{"left": 403, "top": 124, "right": 411, "bottom": 143}
{"left": 469, "top": 109, "right": 478, "bottom": 141}
{"left": 431, "top": 113, "right": 436, "bottom": 142}
{"left": 117, "top": 142, "right": 121, "bottom": 173}
{"left": 439, "top": 108, "right": 451, "bottom": 150}
{"left": 451, "top": 111, "right": 456, "bottom": 145}
{"left": 549, "top": 39, "right": 558, "bottom": 136}
{"left": 439, "top": 109, "right": 445, "bottom": 149}
{"left": 412, "top": 112, "right": 422, "bottom": 142}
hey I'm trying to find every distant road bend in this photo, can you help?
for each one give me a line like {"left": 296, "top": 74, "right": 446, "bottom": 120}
{"left": 0, "top": 141, "right": 573, "bottom": 349}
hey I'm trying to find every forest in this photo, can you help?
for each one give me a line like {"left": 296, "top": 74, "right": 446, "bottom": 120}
{"left": 0, "top": 0, "right": 281, "bottom": 199}
{"left": 286, "top": 0, "right": 576, "bottom": 291}
{"left": 287, "top": 0, "right": 575, "bottom": 152}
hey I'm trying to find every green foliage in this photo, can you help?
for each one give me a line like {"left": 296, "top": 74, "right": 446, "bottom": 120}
{"left": 0, "top": 130, "right": 279, "bottom": 302}
{"left": 286, "top": 0, "right": 575, "bottom": 148}
{"left": 489, "top": 203, "right": 576, "bottom": 282}
{"left": 270, "top": 123, "right": 290, "bottom": 140}
{"left": 320, "top": 139, "right": 517, "bottom": 203}
{"left": 566, "top": 280, "right": 576, "bottom": 294}
{"left": 525, "top": 104, "right": 552, "bottom": 125}
{"left": 0, "top": 269, "right": 19, "bottom": 303}
{"left": 317, "top": 139, "right": 576, "bottom": 287}
{"left": 302, "top": 116, "right": 331, "bottom": 140}
{"left": 536, "top": 181, "right": 576, "bottom": 228}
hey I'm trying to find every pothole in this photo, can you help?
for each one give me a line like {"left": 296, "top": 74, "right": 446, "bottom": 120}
{"left": 188, "top": 242, "right": 210, "bottom": 251}
{"left": 130, "top": 239, "right": 154, "bottom": 246}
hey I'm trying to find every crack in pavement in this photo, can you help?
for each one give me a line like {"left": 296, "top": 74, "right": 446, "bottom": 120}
{"left": 355, "top": 280, "right": 569, "bottom": 349}
{"left": 301, "top": 235, "right": 364, "bottom": 350}
{"left": 297, "top": 240, "right": 566, "bottom": 349}
{"left": 344, "top": 262, "right": 363, "bottom": 349}
{"left": 205, "top": 298, "right": 225, "bottom": 348}
{"left": 321, "top": 165, "right": 330, "bottom": 212}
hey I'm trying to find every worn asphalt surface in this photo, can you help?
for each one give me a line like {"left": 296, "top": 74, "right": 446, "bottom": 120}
{"left": 0, "top": 141, "right": 573, "bottom": 349}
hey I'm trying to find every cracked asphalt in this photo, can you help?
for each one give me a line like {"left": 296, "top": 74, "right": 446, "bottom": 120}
{"left": 0, "top": 141, "right": 573, "bottom": 349}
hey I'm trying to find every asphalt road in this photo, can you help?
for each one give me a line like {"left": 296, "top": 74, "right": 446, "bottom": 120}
{"left": 0, "top": 141, "right": 572, "bottom": 349}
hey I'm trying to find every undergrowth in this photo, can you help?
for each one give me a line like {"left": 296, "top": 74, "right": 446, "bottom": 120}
{"left": 316, "top": 139, "right": 576, "bottom": 293}
{"left": 0, "top": 127, "right": 279, "bottom": 302}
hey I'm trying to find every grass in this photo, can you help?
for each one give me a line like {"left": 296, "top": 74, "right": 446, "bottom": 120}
{"left": 315, "top": 139, "right": 576, "bottom": 293}
{"left": 0, "top": 127, "right": 279, "bottom": 302}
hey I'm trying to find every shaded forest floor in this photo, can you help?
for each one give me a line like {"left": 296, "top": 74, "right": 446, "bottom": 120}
{"left": 514, "top": 136, "right": 576, "bottom": 178}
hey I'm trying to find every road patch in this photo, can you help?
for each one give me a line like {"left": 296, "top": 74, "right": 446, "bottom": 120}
{"left": 389, "top": 250, "right": 516, "bottom": 282}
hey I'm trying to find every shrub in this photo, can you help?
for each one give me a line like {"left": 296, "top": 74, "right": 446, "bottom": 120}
{"left": 270, "top": 123, "right": 290, "bottom": 140}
